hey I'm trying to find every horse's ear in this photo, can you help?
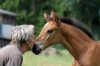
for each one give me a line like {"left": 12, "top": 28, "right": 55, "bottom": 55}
{"left": 44, "top": 12, "right": 49, "bottom": 20}
{"left": 50, "top": 11, "right": 58, "bottom": 21}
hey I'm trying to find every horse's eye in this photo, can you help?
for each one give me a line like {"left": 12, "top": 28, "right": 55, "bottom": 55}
{"left": 47, "top": 30, "right": 53, "bottom": 33}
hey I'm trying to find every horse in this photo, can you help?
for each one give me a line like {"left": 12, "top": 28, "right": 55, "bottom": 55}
{"left": 32, "top": 11, "right": 100, "bottom": 66}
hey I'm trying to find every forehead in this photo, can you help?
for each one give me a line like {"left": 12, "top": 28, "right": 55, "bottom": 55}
{"left": 43, "top": 21, "right": 57, "bottom": 30}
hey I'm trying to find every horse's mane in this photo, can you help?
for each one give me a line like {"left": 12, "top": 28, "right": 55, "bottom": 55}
{"left": 59, "top": 17, "right": 94, "bottom": 40}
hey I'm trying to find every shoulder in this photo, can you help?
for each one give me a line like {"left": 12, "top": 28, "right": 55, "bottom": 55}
{"left": 10, "top": 54, "right": 23, "bottom": 60}
{"left": 3, "top": 45, "right": 22, "bottom": 56}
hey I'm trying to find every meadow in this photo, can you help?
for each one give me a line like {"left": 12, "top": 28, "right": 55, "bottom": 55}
{"left": 22, "top": 50, "right": 73, "bottom": 66}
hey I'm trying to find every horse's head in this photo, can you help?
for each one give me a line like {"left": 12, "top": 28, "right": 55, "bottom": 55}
{"left": 32, "top": 11, "right": 62, "bottom": 55}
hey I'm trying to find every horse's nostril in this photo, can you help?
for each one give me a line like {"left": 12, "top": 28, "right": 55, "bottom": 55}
{"left": 32, "top": 44, "right": 41, "bottom": 55}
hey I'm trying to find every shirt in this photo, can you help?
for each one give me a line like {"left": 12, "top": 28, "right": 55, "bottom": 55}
{"left": 0, "top": 45, "right": 23, "bottom": 66}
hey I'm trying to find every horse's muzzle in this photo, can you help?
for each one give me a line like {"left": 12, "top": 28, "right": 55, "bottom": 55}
{"left": 32, "top": 44, "right": 42, "bottom": 55}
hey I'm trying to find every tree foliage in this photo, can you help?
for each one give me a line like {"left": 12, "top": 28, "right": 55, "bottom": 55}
{"left": 0, "top": 0, "right": 100, "bottom": 38}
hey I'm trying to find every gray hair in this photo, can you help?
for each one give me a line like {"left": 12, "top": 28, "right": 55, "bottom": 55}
{"left": 11, "top": 25, "right": 35, "bottom": 47}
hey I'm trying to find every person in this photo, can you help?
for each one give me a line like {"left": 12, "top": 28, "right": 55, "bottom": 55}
{"left": 0, "top": 25, "right": 35, "bottom": 66}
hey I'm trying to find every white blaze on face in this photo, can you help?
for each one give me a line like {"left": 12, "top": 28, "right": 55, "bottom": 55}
{"left": 42, "top": 22, "right": 52, "bottom": 40}
{"left": 43, "top": 22, "right": 50, "bottom": 30}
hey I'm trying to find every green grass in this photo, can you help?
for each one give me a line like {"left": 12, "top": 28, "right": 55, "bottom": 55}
{"left": 22, "top": 50, "right": 73, "bottom": 66}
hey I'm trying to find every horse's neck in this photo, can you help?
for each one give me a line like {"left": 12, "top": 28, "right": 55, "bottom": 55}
{"left": 59, "top": 22, "right": 94, "bottom": 59}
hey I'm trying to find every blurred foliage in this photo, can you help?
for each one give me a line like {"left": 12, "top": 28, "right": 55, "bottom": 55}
{"left": 0, "top": 0, "right": 100, "bottom": 39}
